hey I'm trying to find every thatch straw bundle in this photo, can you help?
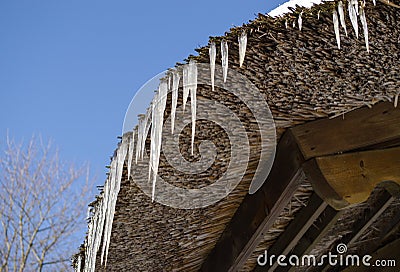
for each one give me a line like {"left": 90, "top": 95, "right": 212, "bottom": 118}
{"left": 75, "top": 1, "right": 400, "bottom": 271}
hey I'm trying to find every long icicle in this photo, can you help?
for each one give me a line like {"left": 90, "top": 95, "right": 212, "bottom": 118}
{"left": 333, "top": 10, "right": 341, "bottom": 49}
{"left": 238, "top": 31, "right": 247, "bottom": 67}
{"left": 353, "top": 0, "right": 359, "bottom": 15}
{"left": 182, "top": 65, "right": 189, "bottom": 111}
{"left": 150, "top": 80, "right": 168, "bottom": 201}
{"left": 127, "top": 130, "right": 135, "bottom": 178}
{"left": 188, "top": 60, "right": 197, "bottom": 155}
{"left": 171, "top": 70, "right": 180, "bottom": 134}
{"left": 221, "top": 40, "right": 228, "bottom": 83}
{"left": 140, "top": 106, "right": 152, "bottom": 160}
{"left": 348, "top": 0, "right": 359, "bottom": 38}
{"left": 338, "top": 1, "right": 348, "bottom": 36}
{"left": 148, "top": 99, "right": 156, "bottom": 182}
{"left": 209, "top": 42, "right": 216, "bottom": 91}
{"left": 100, "top": 159, "right": 115, "bottom": 266}
{"left": 360, "top": 5, "right": 370, "bottom": 52}
{"left": 104, "top": 137, "right": 128, "bottom": 266}
{"left": 135, "top": 115, "right": 144, "bottom": 164}
{"left": 298, "top": 11, "right": 303, "bottom": 31}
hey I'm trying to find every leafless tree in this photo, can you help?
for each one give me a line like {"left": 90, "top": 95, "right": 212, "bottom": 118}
{"left": 0, "top": 136, "right": 92, "bottom": 271}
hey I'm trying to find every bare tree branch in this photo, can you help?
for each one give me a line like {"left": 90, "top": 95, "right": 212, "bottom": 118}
{"left": 0, "top": 136, "right": 93, "bottom": 271}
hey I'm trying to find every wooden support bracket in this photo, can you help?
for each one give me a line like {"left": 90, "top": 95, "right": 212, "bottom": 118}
{"left": 304, "top": 147, "right": 400, "bottom": 210}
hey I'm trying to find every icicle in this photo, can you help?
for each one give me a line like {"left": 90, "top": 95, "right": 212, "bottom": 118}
{"left": 182, "top": 65, "right": 189, "bottom": 111}
{"left": 360, "top": 5, "right": 370, "bottom": 52}
{"left": 373, "top": 0, "right": 376, "bottom": 6}
{"left": 221, "top": 40, "right": 228, "bottom": 83}
{"left": 298, "top": 12, "right": 303, "bottom": 31}
{"left": 103, "top": 137, "right": 128, "bottom": 267}
{"left": 140, "top": 107, "right": 152, "bottom": 160}
{"left": 285, "top": 19, "right": 288, "bottom": 28}
{"left": 149, "top": 80, "right": 168, "bottom": 201}
{"left": 101, "top": 159, "right": 116, "bottom": 266}
{"left": 171, "top": 70, "right": 180, "bottom": 134}
{"left": 333, "top": 10, "right": 341, "bottom": 49}
{"left": 77, "top": 255, "right": 81, "bottom": 272}
{"left": 395, "top": 94, "right": 399, "bottom": 108}
{"left": 135, "top": 115, "right": 144, "bottom": 164}
{"left": 292, "top": 20, "right": 296, "bottom": 28}
{"left": 127, "top": 130, "right": 135, "bottom": 178}
{"left": 318, "top": 10, "right": 321, "bottom": 20}
{"left": 168, "top": 73, "right": 172, "bottom": 90}
{"left": 353, "top": 0, "right": 359, "bottom": 15}
{"left": 348, "top": 0, "right": 359, "bottom": 38}
{"left": 338, "top": 1, "right": 348, "bottom": 36}
{"left": 148, "top": 100, "right": 156, "bottom": 182}
{"left": 209, "top": 42, "right": 216, "bottom": 92}
{"left": 238, "top": 31, "right": 247, "bottom": 67}
{"left": 188, "top": 60, "right": 197, "bottom": 155}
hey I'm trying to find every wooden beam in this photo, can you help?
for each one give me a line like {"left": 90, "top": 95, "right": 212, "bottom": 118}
{"left": 285, "top": 206, "right": 343, "bottom": 272}
{"left": 304, "top": 147, "right": 400, "bottom": 209}
{"left": 253, "top": 193, "right": 328, "bottom": 272}
{"left": 319, "top": 190, "right": 396, "bottom": 271}
{"left": 201, "top": 103, "right": 400, "bottom": 271}
{"left": 200, "top": 130, "right": 306, "bottom": 272}
{"left": 290, "top": 102, "right": 400, "bottom": 160}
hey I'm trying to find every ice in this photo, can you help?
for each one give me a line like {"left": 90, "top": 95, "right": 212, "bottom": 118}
{"left": 209, "top": 42, "right": 216, "bottom": 91}
{"left": 298, "top": 12, "right": 303, "bottom": 31}
{"left": 171, "top": 70, "right": 180, "bottom": 134}
{"left": 77, "top": 255, "right": 81, "bottom": 271}
{"left": 338, "top": 1, "right": 348, "bottom": 36}
{"left": 141, "top": 106, "right": 152, "bottom": 159}
{"left": 285, "top": 19, "right": 288, "bottom": 28}
{"left": 149, "top": 80, "right": 168, "bottom": 201}
{"left": 135, "top": 115, "right": 144, "bottom": 164}
{"left": 360, "top": 5, "right": 369, "bottom": 52}
{"left": 182, "top": 65, "right": 190, "bottom": 111}
{"left": 373, "top": 0, "right": 376, "bottom": 6}
{"left": 238, "top": 31, "right": 247, "bottom": 67}
{"left": 395, "top": 94, "right": 399, "bottom": 108}
{"left": 348, "top": 0, "right": 359, "bottom": 38}
{"left": 188, "top": 60, "right": 197, "bottom": 155}
{"left": 221, "top": 40, "right": 229, "bottom": 83}
{"left": 100, "top": 159, "right": 116, "bottom": 265}
{"left": 318, "top": 10, "right": 320, "bottom": 20}
{"left": 102, "top": 136, "right": 128, "bottom": 266}
{"left": 127, "top": 131, "right": 135, "bottom": 178}
{"left": 333, "top": 10, "right": 341, "bottom": 49}
{"left": 353, "top": 0, "right": 359, "bottom": 15}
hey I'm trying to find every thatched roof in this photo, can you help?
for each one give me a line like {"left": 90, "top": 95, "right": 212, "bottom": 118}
{"left": 75, "top": 1, "right": 400, "bottom": 271}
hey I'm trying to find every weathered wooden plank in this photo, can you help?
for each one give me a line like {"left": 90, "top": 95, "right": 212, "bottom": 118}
{"left": 253, "top": 193, "right": 328, "bottom": 272}
{"left": 304, "top": 147, "right": 400, "bottom": 209}
{"left": 320, "top": 190, "right": 395, "bottom": 271}
{"left": 290, "top": 102, "right": 400, "bottom": 160}
{"left": 283, "top": 206, "right": 343, "bottom": 272}
{"left": 200, "top": 130, "right": 306, "bottom": 272}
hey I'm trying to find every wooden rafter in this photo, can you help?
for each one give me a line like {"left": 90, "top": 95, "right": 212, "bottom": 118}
{"left": 201, "top": 103, "right": 400, "bottom": 271}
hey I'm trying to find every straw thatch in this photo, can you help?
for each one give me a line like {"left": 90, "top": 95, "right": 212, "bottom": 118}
{"left": 75, "top": 1, "right": 400, "bottom": 271}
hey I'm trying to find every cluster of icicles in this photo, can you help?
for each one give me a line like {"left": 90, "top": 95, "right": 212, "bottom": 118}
{"left": 81, "top": 32, "right": 248, "bottom": 272}
{"left": 80, "top": 1, "right": 398, "bottom": 269}
{"left": 285, "top": 0, "right": 371, "bottom": 52}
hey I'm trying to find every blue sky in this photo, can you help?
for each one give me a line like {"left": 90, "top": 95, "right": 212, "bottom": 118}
{"left": 0, "top": 0, "right": 285, "bottom": 194}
